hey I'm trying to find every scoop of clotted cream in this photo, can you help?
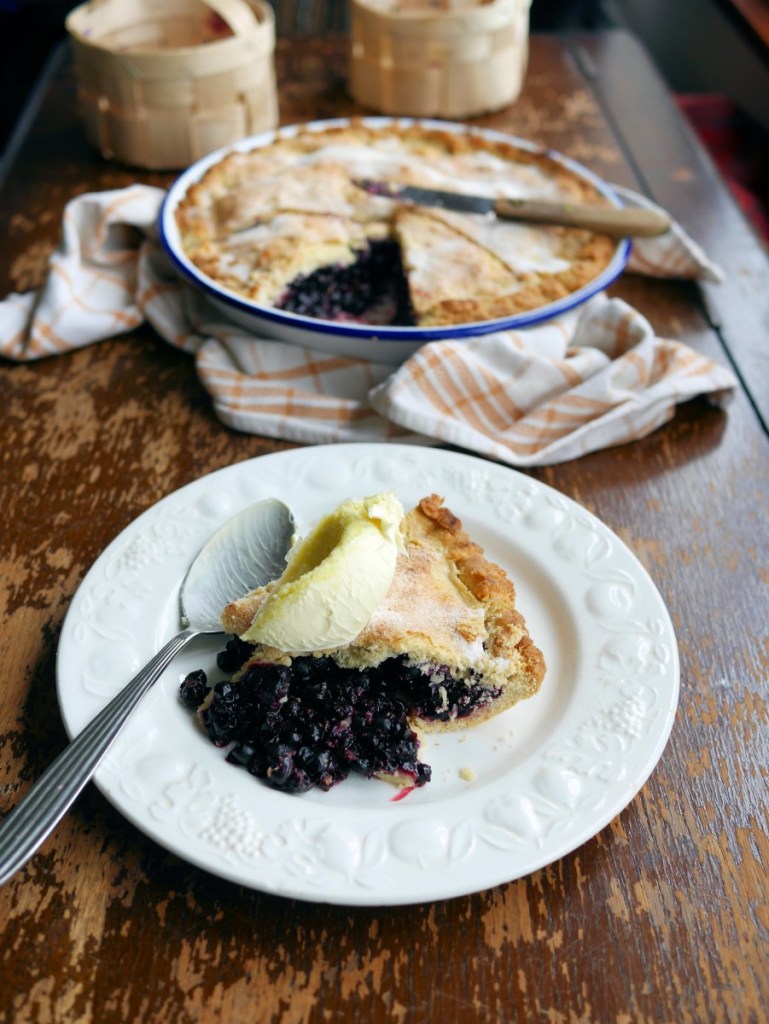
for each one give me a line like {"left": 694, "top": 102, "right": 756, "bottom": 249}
{"left": 240, "top": 491, "right": 404, "bottom": 653}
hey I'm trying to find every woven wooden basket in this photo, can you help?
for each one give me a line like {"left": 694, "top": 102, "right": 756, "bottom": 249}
{"left": 349, "top": 0, "right": 531, "bottom": 118}
{"left": 66, "top": 0, "right": 278, "bottom": 170}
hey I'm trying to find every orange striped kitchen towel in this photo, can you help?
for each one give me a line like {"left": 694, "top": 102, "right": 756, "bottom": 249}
{"left": 0, "top": 184, "right": 737, "bottom": 465}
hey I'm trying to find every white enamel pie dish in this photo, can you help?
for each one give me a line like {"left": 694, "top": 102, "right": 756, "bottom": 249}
{"left": 158, "top": 117, "right": 631, "bottom": 365}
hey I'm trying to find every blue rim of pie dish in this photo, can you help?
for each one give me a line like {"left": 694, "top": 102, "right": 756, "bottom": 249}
{"left": 158, "top": 117, "right": 632, "bottom": 343}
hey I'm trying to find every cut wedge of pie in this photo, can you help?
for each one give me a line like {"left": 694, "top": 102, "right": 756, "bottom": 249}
{"left": 174, "top": 121, "right": 617, "bottom": 329}
{"left": 179, "top": 494, "right": 546, "bottom": 793}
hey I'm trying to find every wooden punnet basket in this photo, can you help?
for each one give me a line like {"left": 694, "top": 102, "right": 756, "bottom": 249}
{"left": 66, "top": 0, "right": 278, "bottom": 170}
{"left": 349, "top": 0, "right": 531, "bottom": 118}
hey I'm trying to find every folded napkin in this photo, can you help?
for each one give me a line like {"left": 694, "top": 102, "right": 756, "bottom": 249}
{"left": 0, "top": 184, "right": 736, "bottom": 465}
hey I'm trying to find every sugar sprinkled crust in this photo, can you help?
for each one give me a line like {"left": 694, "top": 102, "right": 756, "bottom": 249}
{"left": 394, "top": 206, "right": 615, "bottom": 325}
{"left": 222, "top": 494, "right": 545, "bottom": 732}
{"left": 175, "top": 120, "right": 617, "bottom": 327}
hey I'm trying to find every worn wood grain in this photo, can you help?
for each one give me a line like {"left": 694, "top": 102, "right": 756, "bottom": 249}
{"left": 1, "top": 31, "right": 768, "bottom": 1024}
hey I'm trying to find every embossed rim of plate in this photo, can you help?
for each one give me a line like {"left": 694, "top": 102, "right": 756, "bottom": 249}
{"left": 56, "top": 445, "right": 679, "bottom": 905}
{"left": 158, "top": 117, "right": 632, "bottom": 346}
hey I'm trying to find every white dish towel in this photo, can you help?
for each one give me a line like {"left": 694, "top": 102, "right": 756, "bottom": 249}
{"left": 0, "top": 184, "right": 736, "bottom": 466}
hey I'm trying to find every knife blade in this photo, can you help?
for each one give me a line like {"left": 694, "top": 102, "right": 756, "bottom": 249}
{"left": 354, "top": 180, "right": 670, "bottom": 237}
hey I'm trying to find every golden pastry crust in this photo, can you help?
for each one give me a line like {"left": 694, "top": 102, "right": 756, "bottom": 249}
{"left": 395, "top": 207, "right": 615, "bottom": 325}
{"left": 395, "top": 494, "right": 546, "bottom": 732}
{"left": 221, "top": 494, "right": 546, "bottom": 733}
{"left": 174, "top": 120, "right": 617, "bottom": 327}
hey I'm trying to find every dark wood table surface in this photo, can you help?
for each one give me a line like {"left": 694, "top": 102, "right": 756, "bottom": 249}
{"left": 2, "top": 28, "right": 768, "bottom": 1024}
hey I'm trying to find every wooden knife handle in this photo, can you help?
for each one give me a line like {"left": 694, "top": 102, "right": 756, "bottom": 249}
{"left": 493, "top": 197, "right": 671, "bottom": 237}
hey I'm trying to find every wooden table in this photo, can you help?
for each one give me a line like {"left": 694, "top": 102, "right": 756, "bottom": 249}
{"left": 2, "top": 29, "right": 768, "bottom": 1024}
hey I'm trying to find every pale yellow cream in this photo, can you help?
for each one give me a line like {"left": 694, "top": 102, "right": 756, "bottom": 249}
{"left": 241, "top": 492, "right": 404, "bottom": 653}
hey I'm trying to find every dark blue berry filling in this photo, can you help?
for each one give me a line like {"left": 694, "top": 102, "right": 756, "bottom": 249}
{"left": 400, "top": 662, "right": 502, "bottom": 722}
{"left": 275, "top": 240, "right": 416, "bottom": 326}
{"left": 180, "top": 651, "right": 500, "bottom": 793}
{"left": 216, "top": 635, "right": 256, "bottom": 674}
{"left": 179, "top": 669, "right": 210, "bottom": 710}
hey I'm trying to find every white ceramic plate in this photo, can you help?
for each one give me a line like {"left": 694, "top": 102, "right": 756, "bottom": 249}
{"left": 158, "top": 118, "right": 631, "bottom": 364}
{"left": 57, "top": 445, "right": 678, "bottom": 905}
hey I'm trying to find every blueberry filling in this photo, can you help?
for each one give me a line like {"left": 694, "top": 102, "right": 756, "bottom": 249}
{"left": 401, "top": 662, "right": 502, "bottom": 722}
{"left": 180, "top": 650, "right": 501, "bottom": 793}
{"left": 275, "top": 239, "right": 416, "bottom": 325}
{"left": 179, "top": 669, "right": 210, "bottom": 710}
{"left": 216, "top": 635, "right": 255, "bottom": 674}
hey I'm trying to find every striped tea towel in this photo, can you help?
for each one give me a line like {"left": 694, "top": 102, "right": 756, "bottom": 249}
{"left": 0, "top": 184, "right": 737, "bottom": 465}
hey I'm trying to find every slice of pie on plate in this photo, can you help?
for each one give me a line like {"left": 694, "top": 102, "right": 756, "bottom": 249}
{"left": 180, "top": 494, "right": 546, "bottom": 793}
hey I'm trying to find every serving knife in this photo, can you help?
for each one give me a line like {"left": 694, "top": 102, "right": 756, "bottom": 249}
{"left": 354, "top": 180, "right": 671, "bottom": 237}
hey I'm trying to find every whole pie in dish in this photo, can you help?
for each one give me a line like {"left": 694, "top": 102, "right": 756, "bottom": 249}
{"left": 173, "top": 121, "right": 618, "bottom": 329}
{"left": 179, "top": 493, "right": 546, "bottom": 793}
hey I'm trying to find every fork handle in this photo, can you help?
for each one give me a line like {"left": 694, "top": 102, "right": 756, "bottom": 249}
{"left": 0, "top": 627, "right": 197, "bottom": 888}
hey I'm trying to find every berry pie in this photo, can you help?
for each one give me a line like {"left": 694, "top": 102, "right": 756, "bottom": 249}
{"left": 180, "top": 494, "right": 545, "bottom": 794}
{"left": 174, "top": 121, "right": 617, "bottom": 328}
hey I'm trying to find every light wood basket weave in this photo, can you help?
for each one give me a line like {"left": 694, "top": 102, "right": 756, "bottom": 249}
{"left": 349, "top": 0, "right": 531, "bottom": 118}
{"left": 66, "top": 0, "right": 278, "bottom": 170}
